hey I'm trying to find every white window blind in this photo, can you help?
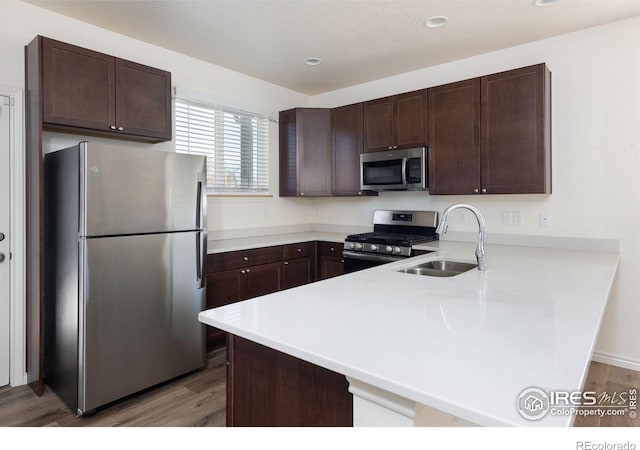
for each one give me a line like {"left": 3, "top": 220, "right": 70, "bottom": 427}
{"left": 175, "top": 98, "right": 270, "bottom": 194}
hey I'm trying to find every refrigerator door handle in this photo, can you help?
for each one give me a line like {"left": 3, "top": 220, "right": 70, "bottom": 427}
{"left": 196, "top": 230, "right": 207, "bottom": 289}
{"left": 196, "top": 179, "right": 203, "bottom": 229}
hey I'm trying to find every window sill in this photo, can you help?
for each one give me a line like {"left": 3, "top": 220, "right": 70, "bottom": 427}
{"left": 207, "top": 194, "right": 273, "bottom": 198}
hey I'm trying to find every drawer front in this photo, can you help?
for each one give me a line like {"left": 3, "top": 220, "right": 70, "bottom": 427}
{"left": 208, "top": 245, "right": 283, "bottom": 272}
{"left": 283, "top": 241, "right": 315, "bottom": 260}
{"left": 317, "top": 241, "right": 344, "bottom": 257}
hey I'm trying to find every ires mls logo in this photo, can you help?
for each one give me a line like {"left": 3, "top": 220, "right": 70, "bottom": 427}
{"left": 517, "top": 387, "right": 550, "bottom": 420}
{"left": 516, "top": 387, "right": 637, "bottom": 421}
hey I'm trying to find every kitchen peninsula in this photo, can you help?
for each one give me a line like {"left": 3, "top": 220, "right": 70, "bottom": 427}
{"left": 198, "top": 239, "right": 619, "bottom": 427}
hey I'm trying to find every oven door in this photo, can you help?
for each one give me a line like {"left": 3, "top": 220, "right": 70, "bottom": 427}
{"left": 342, "top": 250, "right": 406, "bottom": 274}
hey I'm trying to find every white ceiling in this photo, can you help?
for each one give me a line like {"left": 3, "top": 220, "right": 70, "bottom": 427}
{"left": 24, "top": 0, "right": 640, "bottom": 95}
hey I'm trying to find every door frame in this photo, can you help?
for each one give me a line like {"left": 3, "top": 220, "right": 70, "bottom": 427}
{"left": 1, "top": 85, "right": 26, "bottom": 386}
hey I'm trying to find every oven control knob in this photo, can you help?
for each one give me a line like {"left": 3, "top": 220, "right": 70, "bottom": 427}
{"left": 385, "top": 245, "right": 393, "bottom": 253}
{"left": 355, "top": 243, "right": 363, "bottom": 250}
{"left": 393, "top": 246, "right": 402, "bottom": 254}
{"left": 370, "top": 245, "right": 378, "bottom": 251}
{"left": 348, "top": 242, "right": 355, "bottom": 250}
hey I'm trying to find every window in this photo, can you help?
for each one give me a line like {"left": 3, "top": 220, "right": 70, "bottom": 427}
{"left": 175, "top": 98, "right": 269, "bottom": 194}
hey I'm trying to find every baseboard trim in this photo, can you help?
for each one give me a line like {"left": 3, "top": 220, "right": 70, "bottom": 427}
{"left": 592, "top": 352, "right": 640, "bottom": 372}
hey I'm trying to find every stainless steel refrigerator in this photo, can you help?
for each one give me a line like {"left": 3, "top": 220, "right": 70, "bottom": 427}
{"left": 44, "top": 141, "right": 207, "bottom": 415}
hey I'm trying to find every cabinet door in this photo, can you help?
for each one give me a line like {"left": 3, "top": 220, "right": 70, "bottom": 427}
{"left": 481, "top": 64, "right": 551, "bottom": 194}
{"left": 363, "top": 97, "right": 394, "bottom": 152}
{"left": 206, "top": 269, "right": 244, "bottom": 349}
{"left": 243, "top": 262, "right": 282, "bottom": 299}
{"left": 42, "top": 37, "right": 115, "bottom": 131}
{"left": 332, "top": 103, "right": 364, "bottom": 196}
{"left": 298, "top": 109, "right": 332, "bottom": 197}
{"left": 395, "top": 90, "right": 427, "bottom": 149}
{"left": 278, "top": 109, "right": 298, "bottom": 197}
{"left": 227, "top": 335, "right": 353, "bottom": 427}
{"left": 319, "top": 256, "right": 344, "bottom": 280}
{"left": 115, "top": 59, "right": 172, "bottom": 140}
{"left": 428, "top": 79, "right": 481, "bottom": 195}
{"left": 282, "top": 257, "right": 313, "bottom": 290}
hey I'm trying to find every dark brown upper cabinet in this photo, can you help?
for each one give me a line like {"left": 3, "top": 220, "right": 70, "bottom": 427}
{"left": 331, "top": 103, "right": 374, "bottom": 197}
{"left": 279, "top": 108, "right": 332, "bottom": 197}
{"left": 481, "top": 64, "right": 551, "bottom": 194}
{"left": 428, "top": 78, "right": 481, "bottom": 195}
{"left": 39, "top": 36, "right": 171, "bottom": 142}
{"left": 428, "top": 64, "right": 551, "bottom": 195}
{"left": 363, "top": 89, "right": 427, "bottom": 153}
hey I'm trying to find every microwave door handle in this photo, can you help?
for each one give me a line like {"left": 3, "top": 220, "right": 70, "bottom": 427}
{"left": 402, "top": 157, "right": 408, "bottom": 185}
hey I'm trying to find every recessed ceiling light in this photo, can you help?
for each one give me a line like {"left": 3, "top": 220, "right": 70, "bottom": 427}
{"left": 304, "top": 57, "right": 322, "bottom": 66}
{"left": 533, "top": 0, "right": 559, "bottom": 6}
{"left": 424, "top": 16, "right": 448, "bottom": 29}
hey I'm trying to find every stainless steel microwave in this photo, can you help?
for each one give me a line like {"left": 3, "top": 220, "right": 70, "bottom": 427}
{"left": 360, "top": 147, "right": 428, "bottom": 191}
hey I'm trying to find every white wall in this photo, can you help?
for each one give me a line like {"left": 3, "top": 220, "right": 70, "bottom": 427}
{"left": 310, "top": 17, "right": 640, "bottom": 367}
{"left": 0, "top": 0, "right": 315, "bottom": 234}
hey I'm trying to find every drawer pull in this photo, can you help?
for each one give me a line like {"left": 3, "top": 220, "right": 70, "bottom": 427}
{"left": 243, "top": 256, "right": 249, "bottom": 261}
{"left": 330, "top": 247, "right": 334, "bottom": 251}
{"left": 284, "top": 261, "right": 289, "bottom": 265}
{"left": 240, "top": 270, "right": 245, "bottom": 274}
{"left": 297, "top": 248, "right": 302, "bottom": 253}
{"left": 245, "top": 268, "right": 250, "bottom": 273}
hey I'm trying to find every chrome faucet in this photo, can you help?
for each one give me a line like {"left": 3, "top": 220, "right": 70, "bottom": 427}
{"left": 436, "top": 203, "right": 488, "bottom": 271}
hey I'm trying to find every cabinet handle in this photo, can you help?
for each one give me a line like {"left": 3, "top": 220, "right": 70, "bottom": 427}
{"left": 284, "top": 261, "right": 289, "bottom": 265}
{"left": 358, "top": 191, "right": 362, "bottom": 195}
{"left": 297, "top": 248, "right": 302, "bottom": 253}
{"left": 109, "top": 125, "right": 116, "bottom": 130}
{"left": 245, "top": 268, "right": 250, "bottom": 273}
{"left": 240, "top": 270, "right": 245, "bottom": 274}
{"left": 300, "top": 192, "right": 304, "bottom": 196}
{"left": 482, "top": 188, "right": 487, "bottom": 193}
{"left": 243, "top": 256, "right": 249, "bottom": 261}
{"left": 330, "top": 247, "right": 334, "bottom": 251}
{"left": 117, "top": 126, "right": 124, "bottom": 131}
{"left": 340, "top": 259, "right": 344, "bottom": 263}
{"left": 474, "top": 188, "right": 479, "bottom": 193}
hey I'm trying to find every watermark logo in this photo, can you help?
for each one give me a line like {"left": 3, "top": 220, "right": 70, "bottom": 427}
{"left": 517, "top": 387, "right": 637, "bottom": 421}
{"left": 517, "top": 387, "right": 550, "bottom": 420}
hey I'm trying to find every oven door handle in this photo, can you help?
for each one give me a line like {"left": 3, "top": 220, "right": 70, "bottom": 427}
{"left": 342, "top": 250, "right": 406, "bottom": 264}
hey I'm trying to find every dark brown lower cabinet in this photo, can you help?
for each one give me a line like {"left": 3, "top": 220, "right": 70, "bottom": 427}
{"left": 227, "top": 335, "right": 353, "bottom": 427}
{"left": 317, "top": 241, "right": 344, "bottom": 280}
{"left": 206, "top": 260, "right": 282, "bottom": 350}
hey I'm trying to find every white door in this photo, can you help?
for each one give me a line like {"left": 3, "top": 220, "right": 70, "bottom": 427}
{"left": 0, "top": 95, "right": 10, "bottom": 387}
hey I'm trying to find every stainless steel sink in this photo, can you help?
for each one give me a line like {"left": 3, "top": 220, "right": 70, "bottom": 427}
{"left": 397, "top": 260, "right": 478, "bottom": 277}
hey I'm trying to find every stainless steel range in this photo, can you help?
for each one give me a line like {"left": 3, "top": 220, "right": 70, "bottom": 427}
{"left": 343, "top": 210, "right": 438, "bottom": 273}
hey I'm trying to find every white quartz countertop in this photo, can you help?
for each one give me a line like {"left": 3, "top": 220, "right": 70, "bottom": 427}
{"left": 199, "top": 240, "right": 619, "bottom": 426}
{"left": 207, "top": 231, "right": 347, "bottom": 254}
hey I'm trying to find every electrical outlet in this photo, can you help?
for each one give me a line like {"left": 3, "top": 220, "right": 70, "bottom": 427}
{"left": 457, "top": 210, "right": 466, "bottom": 223}
{"left": 501, "top": 211, "right": 512, "bottom": 226}
{"left": 539, "top": 212, "right": 551, "bottom": 227}
{"left": 513, "top": 211, "right": 523, "bottom": 226}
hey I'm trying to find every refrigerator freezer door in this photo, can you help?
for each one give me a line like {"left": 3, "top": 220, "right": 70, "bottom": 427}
{"left": 79, "top": 231, "right": 205, "bottom": 413}
{"left": 81, "top": 142, "right": 206, "bottom": 237}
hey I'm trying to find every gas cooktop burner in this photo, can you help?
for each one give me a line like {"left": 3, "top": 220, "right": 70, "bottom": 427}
{"left": 344, "top": 210, "right": 439, "bottom": 258}
{"left": 347, "top": 231, "right": 436, "bottom": 246}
